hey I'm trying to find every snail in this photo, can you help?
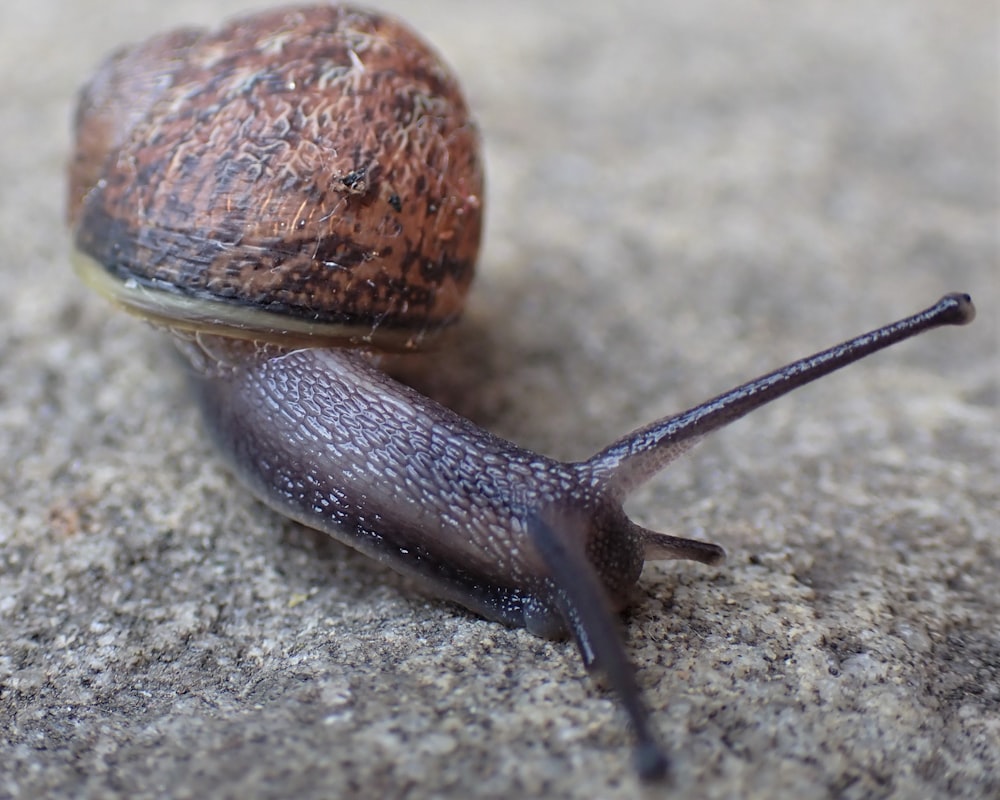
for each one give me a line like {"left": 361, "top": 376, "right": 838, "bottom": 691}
{"left": 66, "top": 4, "right": 975, "bottom": 782}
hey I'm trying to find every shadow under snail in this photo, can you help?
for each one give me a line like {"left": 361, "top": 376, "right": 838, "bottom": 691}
{"left": 66, "top": 4, "right": 976, "bottom": 782}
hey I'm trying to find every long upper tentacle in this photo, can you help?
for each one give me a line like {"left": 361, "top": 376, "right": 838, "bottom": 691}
{"left": 586, "top": 294, "right": 974, "bottom": 496}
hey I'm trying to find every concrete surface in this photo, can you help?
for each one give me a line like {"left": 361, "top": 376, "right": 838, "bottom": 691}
{"left": 1, "top": 1, "right": 997, "bottom": 798}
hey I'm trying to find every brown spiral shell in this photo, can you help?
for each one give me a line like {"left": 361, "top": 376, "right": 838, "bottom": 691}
{"left": 68, "top": 5, "right": 484, "bottom": 349}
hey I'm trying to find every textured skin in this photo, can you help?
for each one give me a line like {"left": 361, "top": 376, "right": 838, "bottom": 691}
{"left": 68, "top": 5, "right": 483, "bottom": 343}
{"left": 187, "top": 339, "right": 647, "bottom": 633}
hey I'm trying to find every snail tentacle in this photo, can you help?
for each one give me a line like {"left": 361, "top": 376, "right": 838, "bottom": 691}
{"left": 588, "top": 293, "right": 976, "bottom": 499}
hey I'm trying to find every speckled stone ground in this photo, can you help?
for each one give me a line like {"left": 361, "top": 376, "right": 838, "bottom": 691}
{"left": 1, "top": 1, "right": 997, "bottom": 798}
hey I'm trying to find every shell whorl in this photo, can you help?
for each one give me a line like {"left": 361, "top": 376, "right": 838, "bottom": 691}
{"left": 68, "top": 5, "right": 484, "bottom": 349}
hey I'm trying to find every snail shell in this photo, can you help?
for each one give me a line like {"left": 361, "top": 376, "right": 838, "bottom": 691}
{"left": 68, "top": 4, "right": 483, "bottom": 350}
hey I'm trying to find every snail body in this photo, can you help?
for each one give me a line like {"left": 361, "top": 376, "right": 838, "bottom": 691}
{"left": 68, "top": 5, "right": 975, "bottom": 781}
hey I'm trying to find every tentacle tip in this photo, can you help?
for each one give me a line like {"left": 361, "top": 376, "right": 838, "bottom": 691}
{"left": 703, "top": 544, "right": 727, "bottom": 566}
{"left": 940, "top": 292, "right": 975, "bottom": 325}
{"left": 635, "top": 741, "right": 671, "bottom": 783}
{"left": 642, "top": 531, "right": 727, "bottom": 565}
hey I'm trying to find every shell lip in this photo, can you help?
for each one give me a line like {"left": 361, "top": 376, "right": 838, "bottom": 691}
{"left": 71, "top": 249, "right": 448, "bottom": 352}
